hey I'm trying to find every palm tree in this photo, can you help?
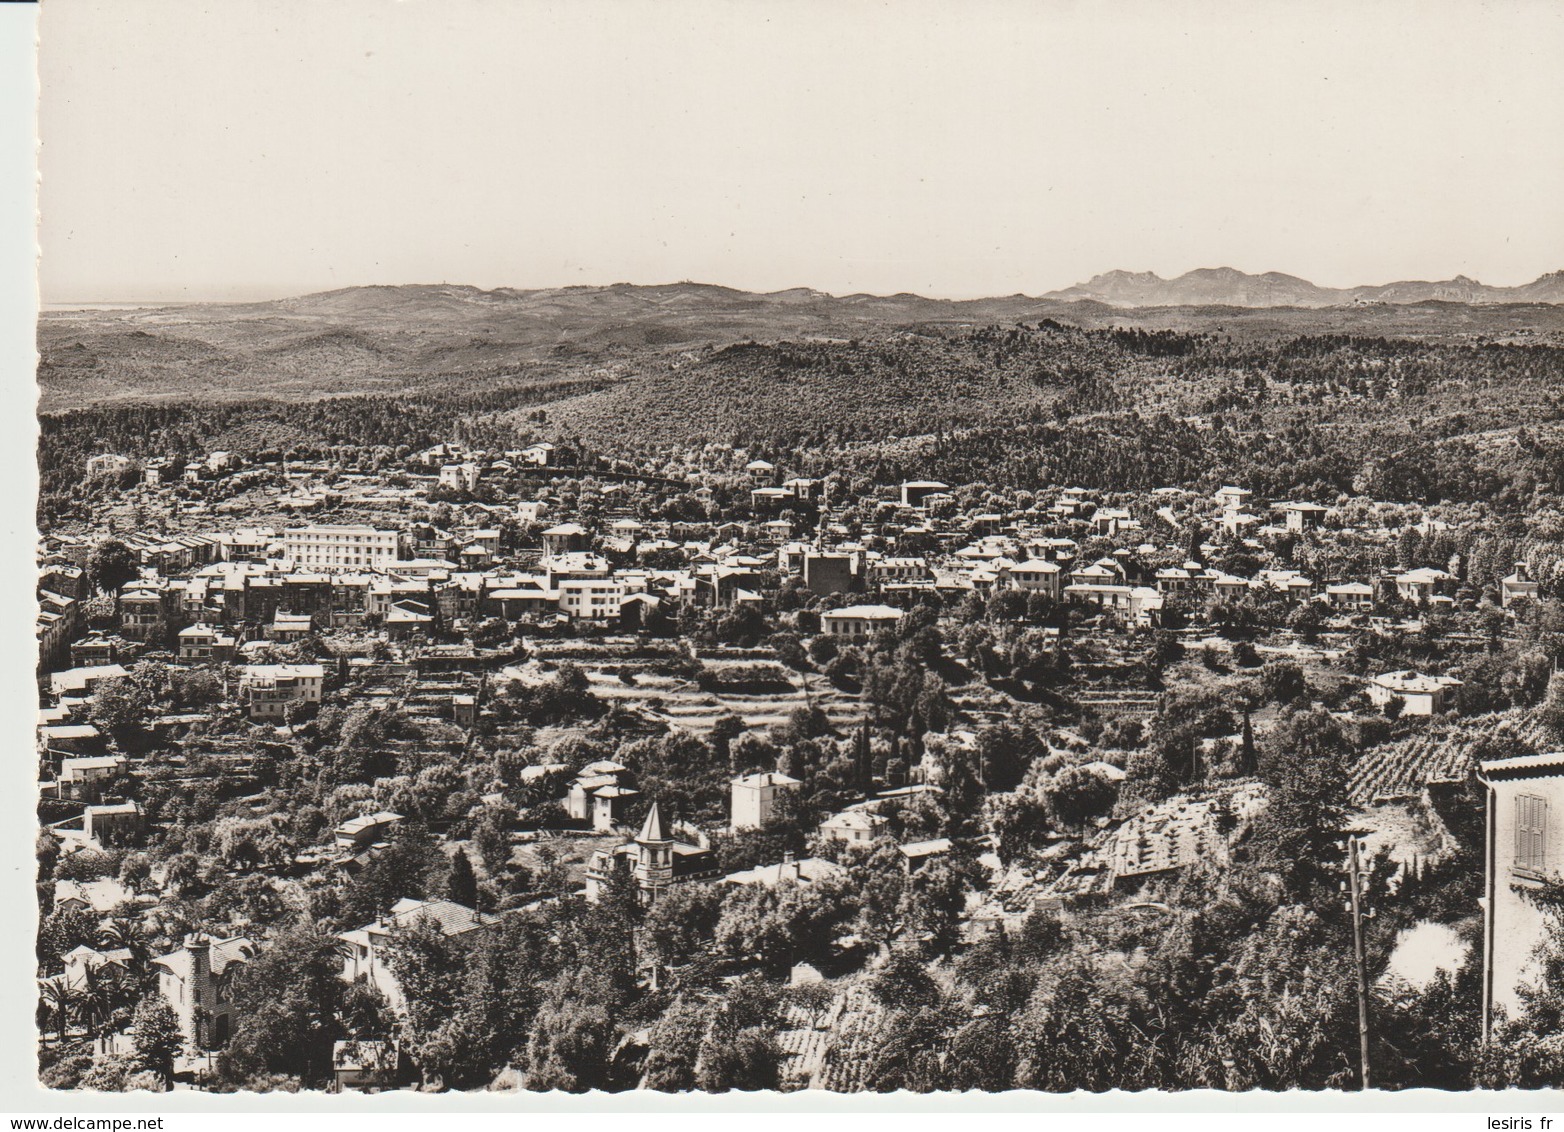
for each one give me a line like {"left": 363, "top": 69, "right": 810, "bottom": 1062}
{"left": 39, "top": 978, "right": 81, "bottom": 1046}
{"left": 79, "top": 965, "right": 112, "bottom": 1052}
{"left": 80, "top": 963, "right": 139, "bottom": 1053}
{"left": 99, "top": 917, "right": 152, "bottom": 982}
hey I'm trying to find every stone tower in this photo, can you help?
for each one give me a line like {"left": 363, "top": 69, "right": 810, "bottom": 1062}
{"left": 184, "top": 932, "right": 214, "bottom": 1050}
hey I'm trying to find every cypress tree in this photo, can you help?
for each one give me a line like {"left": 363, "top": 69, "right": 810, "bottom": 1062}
{"left": 448, "top": 847, "right": 479, "bottom": 910}
{"left": 1240, "top": 710, "right": 1257, "bottom": 776}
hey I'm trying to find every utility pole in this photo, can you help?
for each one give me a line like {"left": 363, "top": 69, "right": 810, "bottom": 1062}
{"left": 1347, "top": 836, "right": 1372, "bottom": 1090}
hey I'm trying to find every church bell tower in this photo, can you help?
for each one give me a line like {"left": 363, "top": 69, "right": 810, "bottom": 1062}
{"left": 633, "top": 802, "right": 673, "bottom": 902}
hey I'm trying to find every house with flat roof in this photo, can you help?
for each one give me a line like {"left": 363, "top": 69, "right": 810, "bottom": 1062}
{"left": 334, "top": 811, "right": 404, "bottom": 852}
{"left": 899, "top": 480, "right": 951, "bottom": 509}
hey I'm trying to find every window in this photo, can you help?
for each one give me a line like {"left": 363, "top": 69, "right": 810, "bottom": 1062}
{"left": 1517, "top": 794, "right": 1548, "bottom": 874}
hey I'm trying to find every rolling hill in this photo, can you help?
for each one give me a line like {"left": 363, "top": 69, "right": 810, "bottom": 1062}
{"left": 37, "top": 279, "right": 1564, "bottom": 413}
{"left": 1045, "top": 267, "right": 1564, "bottom": 308}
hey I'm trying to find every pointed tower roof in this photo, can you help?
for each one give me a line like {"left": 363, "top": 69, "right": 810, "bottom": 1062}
{"left": 638, "top": 802, "right": 668, "bottom": 844}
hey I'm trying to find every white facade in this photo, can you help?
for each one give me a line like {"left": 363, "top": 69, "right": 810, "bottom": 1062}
{"left": 1394, "top": 567, "right": 1455, "bottom": 603}
{"left": 1367, "top": 670, "right": 1462, "bottom": 716}
{"left": 1004, "top": 559, "right": 1063, "bottom": 599}
{"left": 86, "top": 453, "right": 133, "bottom": 477}
{"left": 1480, "top": 753, "right": 1564, "bottom": 1034}
{"left": 819, "top": 808, "right": 888, "bottom": 845}
{"left": 821, "top": 604, "right": 903, "bottom": 639}
{"left": 240, "top": 663, "right": 325, "bottom": 719}
{"left": 283, "top": 525, "right": 399, "bottom": 571}
{"left": 339, "top": 898, "right": 491, "bottom": 1018}
{"left": 438, "top": 463, "right": 482, "bottom": 492}
{"left": 558, "top": 577, "right": 624, "bottom": 620}
{"left": 1215, "top": 485, "right": 1252, "bottom": 511}
{"left": 730, "top": 771, "right": 802, "bottom": 831}
{"left": 1501, "top": 563, "right": 1540, "bottom": 609}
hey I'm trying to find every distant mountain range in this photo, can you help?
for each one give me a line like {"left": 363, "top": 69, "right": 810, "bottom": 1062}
{"left": 1043, "top": 267, "right": 1564, "bottom": 308}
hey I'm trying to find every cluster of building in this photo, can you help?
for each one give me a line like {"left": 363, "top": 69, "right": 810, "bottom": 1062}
{"left": 50, "top": 455, "right": 1548, "bottom": 678}
{"left": 39, "top": 443, "right": 1562, "bottom": 1086}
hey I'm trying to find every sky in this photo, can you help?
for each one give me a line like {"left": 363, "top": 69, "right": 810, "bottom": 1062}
{"left": 36, "top": 0, "right": 1564, "bottom": 303}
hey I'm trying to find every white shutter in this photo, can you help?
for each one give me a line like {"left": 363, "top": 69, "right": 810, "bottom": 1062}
{"left": 1536, "top": 797, "right": 1548, "bottom": 872}
{"left": 1516, "top": 795, "right": 1548, "bottom": 872}
{"left": 1517, "top": 795, "right": 1531, "bottom": 866}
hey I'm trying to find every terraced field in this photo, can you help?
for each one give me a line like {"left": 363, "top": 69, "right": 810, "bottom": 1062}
{"left": 585, "top": 665, "right": 864, "bottom": 735}
{"left": 811, "top": 981, "right": 894, "bottom": 1092}
{"left": 521, "top": 640, "right": 865, "bottom": 735}
{"left": 1346, "top": 710, "right": 1550, "bottom": 805}
{"left": 774, "top": 989, "right": 851, "bottom": 1090}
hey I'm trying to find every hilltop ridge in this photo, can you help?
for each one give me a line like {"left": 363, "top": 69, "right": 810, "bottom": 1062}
{"left": 1045, "top": 267, "right": 1564, "bottom": 308}
{"left": 37, "top": 276, "right": 1564, "bottom": 412}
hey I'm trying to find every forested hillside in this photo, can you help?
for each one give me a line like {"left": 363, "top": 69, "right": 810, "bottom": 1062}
{"left": 523, "top": 326, "right": 1171, "bottom": 449}
{"left": 38, "top": 303, "right": 1564, "bottom": 519}
{"left": 39, "top": 282, "right": 1564, "bottom": 412}
{"left": 527, "top": 325, "right": 1564, "bottom": 505}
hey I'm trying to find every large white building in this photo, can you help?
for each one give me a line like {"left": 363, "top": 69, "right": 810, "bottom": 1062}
{"left": 558, "top": 576, "right": 624, "bottom": 620}
{"left": 438, "top": 463, "right": 481, "bottom": 493}
{"left": 239, "top": 663, "right": 325, "bottom": 719}
{"left": 1003, "top": 559, "right": 1064, "bottom": 599}
{"left": 282, "top": 525, "right": 400, "bottom": 571}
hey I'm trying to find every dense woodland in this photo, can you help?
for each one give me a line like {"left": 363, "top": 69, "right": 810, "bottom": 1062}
{"left": 39, "top": 323, "right": 1564, "bottom": 527}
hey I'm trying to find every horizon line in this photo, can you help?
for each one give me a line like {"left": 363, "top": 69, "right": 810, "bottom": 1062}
{"left": 38, "top": 265, "right": 1564, "bottom": 310}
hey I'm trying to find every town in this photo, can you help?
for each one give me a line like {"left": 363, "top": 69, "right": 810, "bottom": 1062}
{"left": 33, "top": 423, "right": 1564, "bottom": 1091}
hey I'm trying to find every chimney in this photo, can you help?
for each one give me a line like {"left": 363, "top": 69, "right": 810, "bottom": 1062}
{"left": 1515, "top": 562, "right": 1530, "bottom": 582}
